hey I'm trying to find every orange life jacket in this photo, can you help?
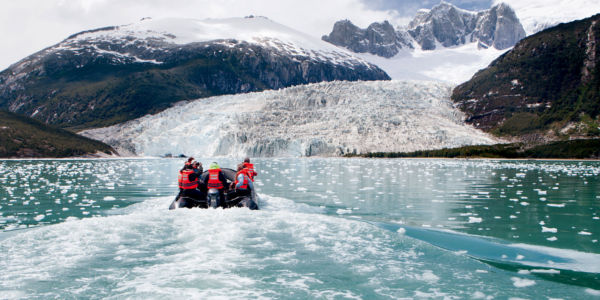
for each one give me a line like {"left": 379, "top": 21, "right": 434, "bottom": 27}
{"left": 235, "top": 169, "right": 249, "bottom": 190}
{"left": 207, "top": 168, "right": 224, "bottom": 189}
{"left": 178, "top": 169, "right": 198, "bottom": 190}
{"left": 243, "top": 162, "right": 257, "bottom": 181}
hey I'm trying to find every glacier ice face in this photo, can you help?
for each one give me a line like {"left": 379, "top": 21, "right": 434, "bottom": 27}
{"left": 81, "top": 80, "right": 501, "bottom": 157}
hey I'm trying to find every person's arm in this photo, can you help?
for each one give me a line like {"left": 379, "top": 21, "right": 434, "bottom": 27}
{"left": 235, "top": 173, "right": 245, "bottom": 189}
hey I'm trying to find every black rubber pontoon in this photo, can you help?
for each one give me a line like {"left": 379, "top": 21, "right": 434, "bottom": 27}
{"left": 169, "top": 167, "right": 259, "bottom": 210}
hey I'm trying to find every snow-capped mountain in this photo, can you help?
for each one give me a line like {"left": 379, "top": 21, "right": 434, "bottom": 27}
{"left": 0, "top": 16, "right": 388, "bottom": 128}
{"left": 321, "top": 2, "right": 524, "bottom": 84}
{"left": 323, "top": 2, "right": 525, "bottom": 57}
{"left": 80, "top": 80, "right": 500, "bottom": 157}
{"left": 495, "top": 0, "right": 600, "bottom": 35}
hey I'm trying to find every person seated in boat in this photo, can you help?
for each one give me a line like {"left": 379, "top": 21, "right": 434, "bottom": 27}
{"left": 183, "top": 157, "right": 195, "bottom": 169}
{"left": 201, "top": 162, "right": 228, "bottom": 206}
{"left": 242, "top": 157, "right": 257, "bottom": 181}
{"left": 178, "top": 163, "right": 205, "bottom": 203}
{"left": 228, "top": 163, "right": 254, "bottom": 202}
{"left": 192, "top": 161, "right": 202, "bottom": 174}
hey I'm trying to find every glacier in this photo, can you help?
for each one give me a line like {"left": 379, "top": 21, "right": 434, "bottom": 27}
{"left": 81, "top": 80, "right": 501, "bottom": 157}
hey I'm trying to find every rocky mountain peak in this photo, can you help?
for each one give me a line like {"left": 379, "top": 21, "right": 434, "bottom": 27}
{"left": 323, "top": 2, "right": 526, "bottom": 56}
{"left": 322, "top": 19, "right": 412, "bottom": 58}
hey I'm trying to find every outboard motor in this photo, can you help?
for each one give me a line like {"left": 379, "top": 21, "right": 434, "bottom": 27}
{"left": 207, "top": 188, "right": 221, "bottom": 208}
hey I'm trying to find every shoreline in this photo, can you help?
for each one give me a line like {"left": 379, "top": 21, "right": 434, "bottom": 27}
{"left": 1, "top": 156, "right": 599, "bottom": 162}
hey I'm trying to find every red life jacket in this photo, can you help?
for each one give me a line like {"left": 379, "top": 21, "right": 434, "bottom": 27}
{"left": 235, "top": 169, "right": 249, "bottom": 190}
{"left": 207, "top": 168, "right": 224, "bottom": 189}
{"left": 178, "top": 169, "right": 198, "bottom": 190}
{"left": 243, "top": 162, "right": 257, "bottom": 181}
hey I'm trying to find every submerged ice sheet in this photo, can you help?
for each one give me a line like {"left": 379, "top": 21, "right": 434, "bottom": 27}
{"left": 82, "top": 80, "right": 499, "bottom": 157}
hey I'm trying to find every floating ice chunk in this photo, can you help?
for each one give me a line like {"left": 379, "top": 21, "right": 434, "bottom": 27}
{"left": 396, "top": 227, "right": 406, "bottom": 235}
{"left": 531, "top": 269, "right": 560, "bottom": 274}
{"left": 542, "top": 226, "right": 557, "bottom": 233}
{"left": 578, "top": 231, "right": 592, "bottom": 236}
{"left": 520, "top": 202, "right": 529, "bottom": 206}
{"left": 336, "top": 209, "right": 352, "bottom": 215}
{"left": 516, "top": 254, "right": 525, "bottom": 260}
{"left": 468, "top": 217, "right": 482, "bottom": 223}
{"left": 547, "top": 203, "right": 565, "bottom": 208}
{"left": 511, "top": 277, "right": 535, "bottom": 287}
{"left": 417, "top": 270, "right": 439, "bottom": 282}
{"left": 103, "top": 196, "right": 116, "bottom": 201}
{"left": 539, "top": 221, "right": 545, "bottom": 225}
{"left": 33, "top": 214, "right": 45, "bottom": 221}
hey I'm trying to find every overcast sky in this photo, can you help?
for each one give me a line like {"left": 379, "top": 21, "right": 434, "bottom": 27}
{"left": 0, "top": 0, "right": 494, "bottom": 70}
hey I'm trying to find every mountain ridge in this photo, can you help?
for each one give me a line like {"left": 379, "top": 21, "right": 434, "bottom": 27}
{"left": 0, "top": 110, "right": 115, "bottom": 158}
{"left": 451, "top": 13, "right": 600, "bottom": 140}
{"left": 322, "top": 2, "right": 526, "bottom": 58}
{"left": 0, "top": 16, "right": 389, "bottom": 129}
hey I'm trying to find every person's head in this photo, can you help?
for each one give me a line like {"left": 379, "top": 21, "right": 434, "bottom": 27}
{"left": 193, "top": 162, "right": 200, "bottom": 168}
{"left": 243, "top": 157, "right": 250, "bottom": 163}
{"left": 237, "top": 163, "right": 244, "bottom": 171}
{"left": 209, "top": 162, "right": 220, "bottom": 170}
{"left": 187, "top": 157, "right": 194, "bottom": 163}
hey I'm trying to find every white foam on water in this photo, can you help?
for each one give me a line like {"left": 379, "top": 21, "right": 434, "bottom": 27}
{"left": 586, "top": 288, "right": 600, "bottom": 296}
{"left": 509, "top": 243, "right": 600, "bottom": 273}
{"left": 2, "top": 193, "right": 512, "bottom": 299}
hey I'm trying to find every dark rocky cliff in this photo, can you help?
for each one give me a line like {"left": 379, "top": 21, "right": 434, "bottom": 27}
{"left": 451, "top": 14, "right": 600, "bottom": 138}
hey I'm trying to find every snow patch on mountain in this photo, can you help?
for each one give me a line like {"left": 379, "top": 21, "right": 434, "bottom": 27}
{"left": 494, "top": 0, "right": 600, "bottom": 35}
{"left": 81, "top": 80, "right": 501, "bottom": 157}
{"left": 55, "top": 16, "right": 372, "bottom": 68}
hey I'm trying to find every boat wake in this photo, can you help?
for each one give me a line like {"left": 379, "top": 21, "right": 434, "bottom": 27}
{"left": 368, "top": 221, "right": 600, "bottom": 289}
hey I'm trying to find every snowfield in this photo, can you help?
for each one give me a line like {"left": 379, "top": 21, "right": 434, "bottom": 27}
{"left": 493, "top": 0, "right": 600, "bottom": 35}
{"left": 357, "top": 43, "right": 508, "bottom": 84}
{"left": 81, "top": 80, "right": 501, "bottom": 157}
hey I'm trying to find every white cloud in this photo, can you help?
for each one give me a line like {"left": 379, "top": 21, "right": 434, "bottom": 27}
{"left": 0, "top": 0, "right": 400, "bottom": 70}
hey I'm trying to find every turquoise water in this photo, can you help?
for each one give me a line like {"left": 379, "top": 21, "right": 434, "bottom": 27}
{"left": 0, "top": 158, "right": 599, "bottom": 299}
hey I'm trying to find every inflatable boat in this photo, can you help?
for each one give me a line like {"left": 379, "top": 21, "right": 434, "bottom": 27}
{"left": 169, "top": 168, "right": 259, "bottom": 210}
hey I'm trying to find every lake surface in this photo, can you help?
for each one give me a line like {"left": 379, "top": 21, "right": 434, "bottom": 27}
{"left": 1, "top": 158, "right": 599, "bottom": 299}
